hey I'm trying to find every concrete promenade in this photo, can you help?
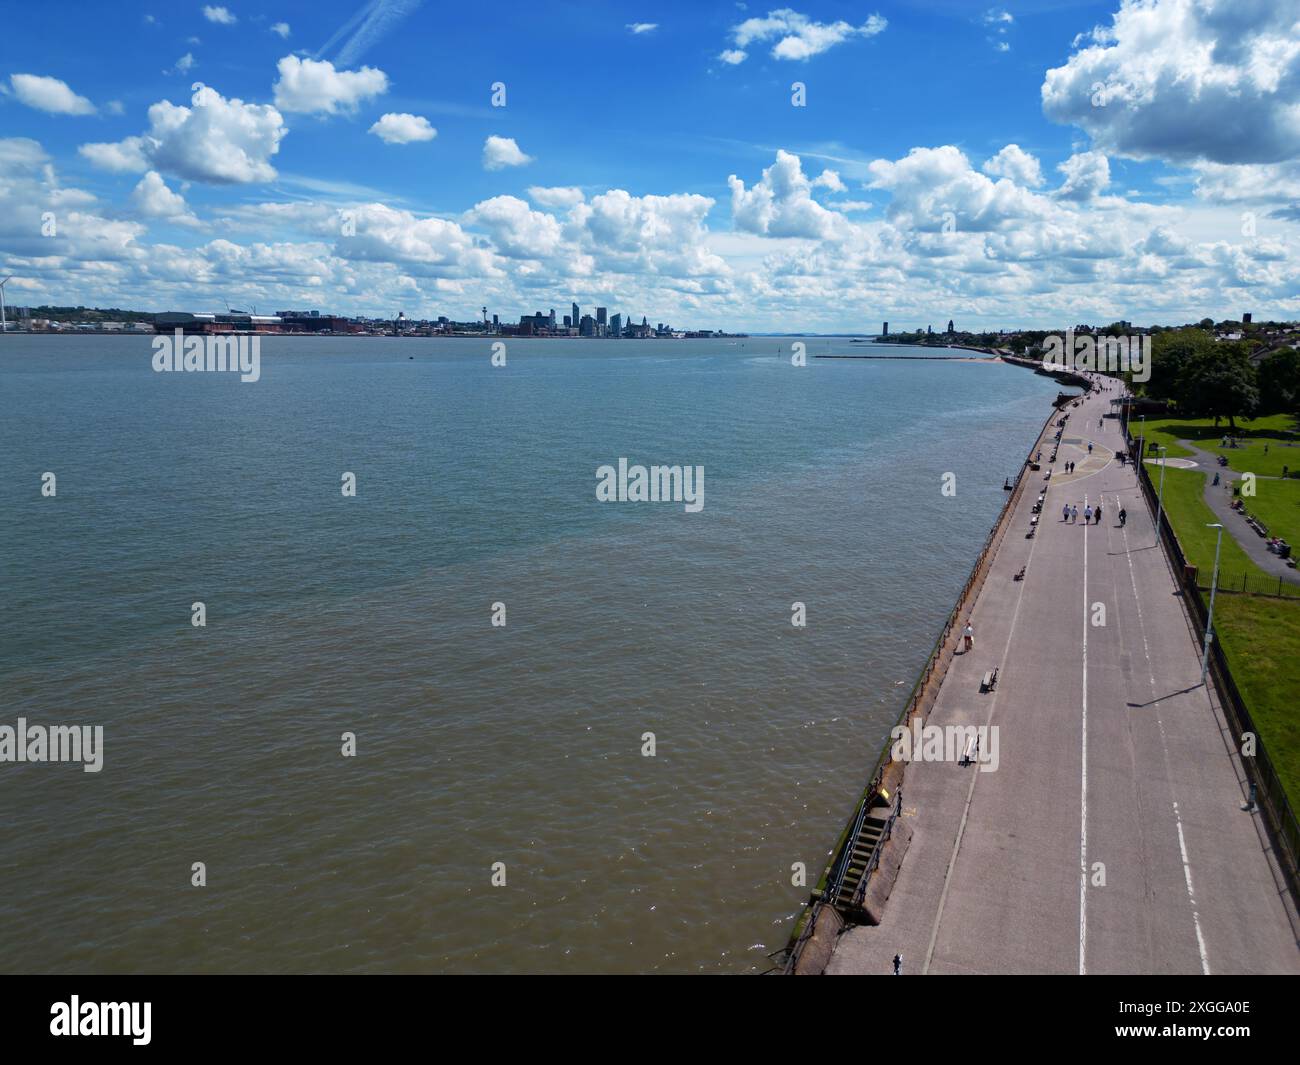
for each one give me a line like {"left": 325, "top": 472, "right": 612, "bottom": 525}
{"left": 827, "top": 377, "right": 1300, "bottom": 975}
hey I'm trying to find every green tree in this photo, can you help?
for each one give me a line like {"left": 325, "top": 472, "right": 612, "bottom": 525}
{"left": 1144, "top": 328, "right": 1214, "bottom": 401}
{"left": 1181, "top": 346, "right": 1260, "bottom": 429}
{"left": 1258, "top": 348, "right": 1300, "bottom": 415}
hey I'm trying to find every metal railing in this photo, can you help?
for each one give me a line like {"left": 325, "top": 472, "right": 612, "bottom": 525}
{"left": 847, "top": 791, "right": 904, "bottom": 910}
{"left": 1201, "top": 569, "right": 1300, "bottom": 599}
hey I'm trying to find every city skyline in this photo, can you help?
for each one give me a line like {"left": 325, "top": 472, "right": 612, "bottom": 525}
{"left": 0, "top": 2, "right": 1298, "bottom": 332}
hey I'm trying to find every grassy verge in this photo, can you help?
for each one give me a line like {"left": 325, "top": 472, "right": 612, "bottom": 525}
{"left": 1210, "top": 594, "right": 1300, "bottom": 810}
{"left": 1154, "top": 464, "right": 1300, "bottom": 810}
{"left": 1234, "top": 475, "right": 1300, "bottom": 547}
{"left": 1139, "top": 414, "right": 1300, "bottom": 477}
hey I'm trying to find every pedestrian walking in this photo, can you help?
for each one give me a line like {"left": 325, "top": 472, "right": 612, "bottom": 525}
{"left": 1071, "top": 504, "right": 1079, "bottom": 523}
{"left": 1062, "top": 503, "right": 1070, "bottom": 522}
{"left": 893, "top": 953, "right": 903, "bottom": 976}
{"left": 1088, "top": 442, "right": 1093, "bottom": 454}
{"left": 1095, "top": 503, "right": 1102, "bottom": 524}
{"left": 1084, "top": 504, "right": 1093, "bottom": 524}
{"left": 963, "top": 620, "right": 974, "bottom": 652}
{"left": 1119, "top": 507, "right": 1127, "bottom": 527}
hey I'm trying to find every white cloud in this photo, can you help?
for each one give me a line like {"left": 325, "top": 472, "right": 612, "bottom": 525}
{"left": 627, "top": 23, "right": 658, "bottom": 35}
{"left": 812, "top": 168, "right": 847, "bottom": 192}
{"left": 202, "top": 5, "right": 236, "bottom": 24}
{"left": 79, "top": 136, "right": 150, "bottom": 173}
{"left": 174, "top": 53, "right": 196, "bottom": 74}
{"left": 271, "top": 22, "right": 291, "bottom": 38}
{"left": 468, "top": 196, "right": 565, "bottom": 259}
{"left": 982, "top": 144, "right": 1044, "bottom": 187}
{"left": 1042, "top": 0, "right": 1300, "bottom": 165}
{"left": 527, "top": 186, "right": 585, "bottom": 209}
{"left": 368, "top": 113, "right": 437, "bottom": 144}
{"left": 8, "top": 74, "right": 95, "bottom": 115}
{"left": 80, "top": 84, "right": 286, "bottom": 184}
{"left": 728, "top": 150, "right": 845, "bottom": 239}
{"left": 272, "top": 55, "right": 389, "bottom": 115}
{"left": 130, "top": 170, "right": 200, "bottom": 225}
{"left": 723, "top": 9, "right": 886, "bottom": 64}
{"left": 1055, "top": 151, "right": 1111, "bottom": 202}
{"left": 483, "top": 135, "right": 533, "bottom": 170}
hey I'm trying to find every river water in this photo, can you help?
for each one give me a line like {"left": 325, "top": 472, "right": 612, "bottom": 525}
{"left": 0, "top": 334, "right": 1059, "bottom": 973}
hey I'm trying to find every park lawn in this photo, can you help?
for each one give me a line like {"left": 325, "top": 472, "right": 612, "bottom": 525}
{"left": 1234, "top": 475, "right": 1300, "bottom": 547}
{"left": 1210, "top": 594, "right": 1300, "bottom": 811}
{"left": 1156, "top": 466, "right": 1259, "bottom": 576}
{"left": 1139, "top": 414, "right": 1300, "bottom": 477}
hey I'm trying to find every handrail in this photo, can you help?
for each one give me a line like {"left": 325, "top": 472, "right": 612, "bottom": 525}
{"left": 849, "top": 791, "right": 904, "bottom": 909}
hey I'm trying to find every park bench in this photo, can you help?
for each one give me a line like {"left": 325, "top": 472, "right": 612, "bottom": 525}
{"left": 960, "top": 734, "right": 979, "bottom": 766}
{"left": 980, "top": 668, "right": 999, "bottom": 693}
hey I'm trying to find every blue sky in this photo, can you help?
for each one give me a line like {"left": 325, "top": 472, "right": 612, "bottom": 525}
{"left": 1, "top": 1, "right": 1298, "bottom": 329}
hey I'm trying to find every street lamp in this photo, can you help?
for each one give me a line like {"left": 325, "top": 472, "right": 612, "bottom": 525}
{"left": 0, "top": 276, "right": 11, "bottom": 335}
{"left": 1154, "top": 444, "right": 1168, "bottom": 543}
{"left": 1202, "top": 523, "right": 1224, "bottom": 684}
{"left": 1138, "top": 413, "right": 1145, "bottom": 465}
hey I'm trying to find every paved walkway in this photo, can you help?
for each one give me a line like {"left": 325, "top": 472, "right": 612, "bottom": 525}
{"left": 827, "top": 375, "right": 1300, "bottom": 975}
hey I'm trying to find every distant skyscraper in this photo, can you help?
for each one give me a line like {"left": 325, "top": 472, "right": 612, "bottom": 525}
{"left": 947, "top": 319, "right": 954, "bottom": 334}
{"left": 611, "top": 312, "right": 622, "bottom": 337}
{"left": 882, "top": 321, "right": 889, "bottom": 336}
{"left": 572, "top": 301, "right": 579, "bottom": 327}
{"left": 1243, "top": 312, "right": 1252, "bottom": 325}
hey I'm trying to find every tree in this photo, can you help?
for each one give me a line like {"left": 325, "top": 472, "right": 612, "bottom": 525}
{"left": 1144, "top": 328, "right": 1214, "bottom": 401}
{"left": 1257, "top": 347, "right": 1300, "bottom": 415}
{"left": 1181, "top": 347, "right": 1259, "bottom": 430}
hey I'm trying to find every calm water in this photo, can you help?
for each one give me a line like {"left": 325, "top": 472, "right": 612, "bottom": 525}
{"left": 0, "top": 335, "right": 1058, "bottom": 973}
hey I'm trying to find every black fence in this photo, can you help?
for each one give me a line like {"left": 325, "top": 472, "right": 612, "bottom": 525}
{"left": 1126, "top": 424, "right": 1300, "bottom": 902}
{"left": 1202, "top": 569, "right": 1300, "bottom": 599}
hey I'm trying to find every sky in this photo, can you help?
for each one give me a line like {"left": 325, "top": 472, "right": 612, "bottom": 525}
{"left": 0, "top": 0, "right": 1298, "bottom": 331}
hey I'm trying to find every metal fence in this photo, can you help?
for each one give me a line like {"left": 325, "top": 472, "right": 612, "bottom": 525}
{"left": 1201, "top": 569, "right": 1300, "bottom": 599}
{"left": 1126, "top": 422, "right": 1300, "bottom": 903}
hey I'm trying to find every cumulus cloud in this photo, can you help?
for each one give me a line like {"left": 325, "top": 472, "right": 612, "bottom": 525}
{"left": 728, "top": 150, "right": 845, "bottom": 239}
{"left": 982, "top": 144, "right": 1044, "bottom": 187}
{"left": 368, "top": 113, "right": 437, "bottom": 144}
{"left": 1055, "top": 151, "right": 1111, "bottom": 201}
{"left": 527, "top": 186, "right": 585, "bottom": 209}
{"left": 1042, "top": 0, "right": 1300, "bottom": 165}
{"left": 721, "top": 9, "right": 886, "bottom": 64}
{"left": 483, "top": 135, "right": 533, "bottom": 170}
{"left": 130, "top": 170, "right": 200, "bottom": 225}
{"left": 202, "top": 5, "right": 236, "bottom": 24}
{"left": 272, "top": 55, "right": 389, "bottom": 115}
{"left": 812, "top": 168, "right": 847, "bottom": 192}
{"left": 80, "top": 84, "right": 286, "bottom": 184}
{"left": 468, "top": 196, "right": 565, "bottom": 259}
{"left": 8, "top": 74, "right": 95, "bottom": 115}
{"left": 271, "top": 22, "right": 291, "bottom": 38}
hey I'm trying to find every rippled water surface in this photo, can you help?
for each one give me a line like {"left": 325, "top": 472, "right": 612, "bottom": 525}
{"left": 0, "top": 335, "right": 1059, "bottom": 973}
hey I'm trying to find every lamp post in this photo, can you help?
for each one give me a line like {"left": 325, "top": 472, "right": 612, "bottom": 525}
{"left": 1202, "top": 523, "right": 1224, "bottom": 684}
{"left": 0, "top": 276, "right": 11, "bottom": 335}
{"left": 1154, "top": 444, "right": 1168, "bottom": 544}
{"left": 1138, "top": 414, "right": 1145, "bottom": 466}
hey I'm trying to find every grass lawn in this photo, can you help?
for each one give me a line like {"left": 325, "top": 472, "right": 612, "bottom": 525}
{"left": 1137, "top": 413, "right": 1300, "bottom": 477}
{"left": 1155, "top": 466, "right": 1258, "bottom": 574}
{"left": 1210, "top": 594, "right": 1300, "bottom": 812}
{"left": 1152, "top": 463, "right": 1300, "bottom": 810}
{"left": 1234, "top": 475, "right": 1300, "bottom": 547}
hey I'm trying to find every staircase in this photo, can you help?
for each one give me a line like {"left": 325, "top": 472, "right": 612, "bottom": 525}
{"left": 832, "top": 807, "right": 892, "bottom": 911}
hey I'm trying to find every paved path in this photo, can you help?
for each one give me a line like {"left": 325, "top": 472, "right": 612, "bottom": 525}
{"left": 1171, "top": 442, "right": 1300, "bottom": 587}
{"left": 827, "top": 375, "right": 1300, "bottom": 975}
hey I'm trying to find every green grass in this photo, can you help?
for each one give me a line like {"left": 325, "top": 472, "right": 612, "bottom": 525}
{"left": 1153, "top": 462, "right": 1300, "bottom": 811}
{"left": 1138, "top": 414, "right": 1300, "bottom": 477}
{"left": 1210, "top": 594, "right": 1300, "bottom": 810}
{"left": 1155, "top": 466, "right": 1259, "bottom": 575}
{"left": 1235, "top": 475, "right": 1300, "bottom": 547}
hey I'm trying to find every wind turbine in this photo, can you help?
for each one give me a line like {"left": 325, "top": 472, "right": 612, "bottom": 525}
{"left": 0, "top": 277, "right": 11, "bottom": 334}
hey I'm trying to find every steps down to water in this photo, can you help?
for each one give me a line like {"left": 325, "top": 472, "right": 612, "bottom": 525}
{"left": 834, "top": 810, "right": 891, "bottom": 911}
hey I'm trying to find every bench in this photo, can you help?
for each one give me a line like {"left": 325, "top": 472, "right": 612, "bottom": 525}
{"left": 981, "top": 668, "right": 998, "bottom": 693}
{"left": 961, "top": 734, "right": 979, "bottom": 766}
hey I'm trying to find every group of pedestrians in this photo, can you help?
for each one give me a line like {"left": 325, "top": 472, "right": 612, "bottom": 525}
{"left": 1061, "top": 502, "right": 1105, "bottom": 524}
